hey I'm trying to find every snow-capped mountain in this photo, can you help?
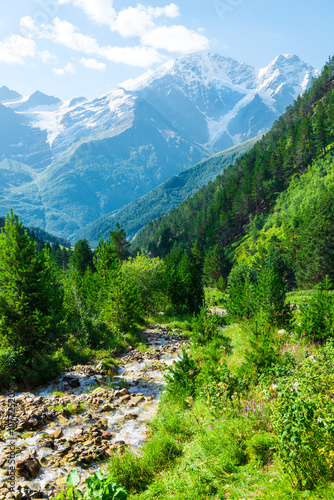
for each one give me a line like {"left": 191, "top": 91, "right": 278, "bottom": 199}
{"left": 120, "top": 52, "right": 316, "bottom": 150}
{"left": 0, "top": 52, "right": 317, "bottom": 241}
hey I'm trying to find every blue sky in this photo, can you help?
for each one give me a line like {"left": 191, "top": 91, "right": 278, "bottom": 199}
{"left": 0, "top": 0, "right": 333, "bottom": 100}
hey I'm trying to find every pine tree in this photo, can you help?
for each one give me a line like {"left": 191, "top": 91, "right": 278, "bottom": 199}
{"left": 71, "top": 239, "right": 94, "bottom": 276}
{"left": 109, "top": 223, "right": 131, "bottom": 262}
{"left": 0, "top": 210, "right": 64, "bottom": 355}
{"left": 94, "top": 234, "right": 119, "bottom": 285}
{"left": 203, "top": 244, "right": 231, "bottom": 286}
{"left": 314, "top": 103, "right": 328, "bottom": 156}
{"left": 177, "top": 252, "right": 203, "bottom": 313}
{"left": 257, "top": 258, "right": 291, "bottom": 325}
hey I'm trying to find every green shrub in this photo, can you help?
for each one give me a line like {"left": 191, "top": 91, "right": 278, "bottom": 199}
{"left": 191, "top": 305, "right": 223, "bottom": 345}
{"left": 271, "top": 345, "right": 334, "bottom": 490}
{"left": 0, "top": 347, "right": 71, "bottom": 389}
{"left": 144, "top": 433, "right": 183, "bottom": 469}
{"left": 108, "top": 451, "right": 154, "bottom": 493}
{"left": 57, "top": 470, "right": 127, "bottom": 500}
{"left": 257, "top": 259, "right": 292, "bottom": 326}
{"left": 216, "top": 276, "right": 227, "bottom": 292}
{"left": 0, "top": 211, "right": 65, "bottom": 356}
{"left": 245, "top": 432, "right": 277, "bottom": 465}
{"left": 272, "top": 388, "right": 334, "bottom": 490}
{"left": 299, "top": 276, "right": 334, "bottom": 341}
{"left": 239, "top": 319, "right": 282, "bottom": 382}
{"left": 105, "top": 274, "right": 144, "bottom": 333}
{"left": 228, "top": 275, "right": 257, "bottom": 321}
{"left": 199, "top": 359, "right": 242, "bottom": 409}
{"left": 227, "top": 264, "right": 258, "bottom": 289}
{"left": 165, "top": 349, "right": 200, "bottom": 399}
{"left": 0, "top": 347, "right": 24, "bottom": 388}
{"left": 227, "top": 259, "right": 291, "bottom": 325}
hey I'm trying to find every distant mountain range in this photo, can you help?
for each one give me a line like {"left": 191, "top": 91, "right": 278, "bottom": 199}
{"left": 0, "top": 52, "right": 317, "bottom": 242}
{"left": 74, "top": 135, "right": 261, "bottom": 246}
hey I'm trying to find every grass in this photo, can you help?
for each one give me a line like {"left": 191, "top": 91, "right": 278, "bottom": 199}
{"left": 51, "top": 391, "right": 66, "bottom": 397}
{"left": 145, "top": 312, "right": 194, "bottom": 336}
{"left": 204, "top": 287, "right": 229, "bottom": 308}
{"left": 83, "top": 378, "right": 129, "bottom": 394}
{"left": 52, "top": 401, "right": 85, "bottom": 415}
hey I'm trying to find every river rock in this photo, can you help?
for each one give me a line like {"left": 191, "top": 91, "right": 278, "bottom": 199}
{"left": 57, "top": 446, "right": 72, "bottom": 457}
{"left": 124, "top": 414, "right": 139, "bottom": 420}
{"left": 102, "top": 431, "right": 115, "bottom": 441}
{"left": 119, "top": 395, "right": 131, "bottom": 403}
{"left": 62, "top": 376, "right": 80, "bottom": 388}
{"left": 114, "top": 388, "right": 129, "bottom": 398}
{"left": 101, "top": 404, "right": 113, "bottom": 412}
{"left": 16, "top": 456, "right": 41, "bottom": 480}
{"left": 52, "top": 429, "right": 62, "bottom": 439}
{"left": 55, "top": 477, "right": 66, "bottom": 487}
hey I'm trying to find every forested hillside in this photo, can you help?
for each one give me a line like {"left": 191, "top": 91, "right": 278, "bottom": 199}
{"left": 0, "top": 215, "right": 70, "bottom": 249}
{"left": 233, "top": 149, "right": 334, "bottom": 288}
{"left": 134, "top": 56, "right": 334, "bottom": 271}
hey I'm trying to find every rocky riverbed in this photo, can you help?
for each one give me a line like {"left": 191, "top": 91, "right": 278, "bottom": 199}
{"left": 0, "top": 325, "right": 187, "bottom": 500}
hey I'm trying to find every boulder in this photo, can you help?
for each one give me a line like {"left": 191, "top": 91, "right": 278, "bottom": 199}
{"left": 16, "top": 457, "right": 41, "bottom": 480}
{"left": 52, "top": 429, "right": 63, "bottom": 439}
{"left": 62, "top": 375, "right": 81, "bottom": 388}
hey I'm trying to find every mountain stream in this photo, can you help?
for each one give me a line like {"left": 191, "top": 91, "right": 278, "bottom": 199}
{"left": 0, "top": 325, "right": 187, "bottom": 500}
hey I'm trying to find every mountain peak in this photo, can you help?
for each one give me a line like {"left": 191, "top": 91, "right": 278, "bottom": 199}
{"left": 15, "top": 90, "right": 62, "bottom": 112}
{"left": 268, "top": 53, "right": 304, "bottom": 69}
{"left": 120, "top": 52, "right": 257, "bottom": 93}
{"left": 0, "top": 85, "right": 22, "bottom": 103}
{"left": 257, "top": 54, "right": 315, "bottom": 97}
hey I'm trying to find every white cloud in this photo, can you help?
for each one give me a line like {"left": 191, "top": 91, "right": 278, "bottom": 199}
{"left": 20, "top": 15, "right": 164, "bottom": 68}
{"left": 147, "top": 3, "right": 180, "bottom": 18}
{"left": 115, "top": 7, "right": 155, "bottom": 38}
{"left": 58, "top": 0, "right": 181, "bottom": 38}
{"left": 53, "top": 61, "right": 76, "bottom": 75}
{"left": 20, "top": 15, "right": 40, "bottom": 38}
{"left": 141, "top": 25, "right": 209, "bottom": 53}
{"left": 98, "top": 45, "right": 163, "bottom": 67}
{"left": 58, "top": 0, "right": 116, "bottom": 28}
{"left": 20, "top": 16, "right": 99, "bottom": 54}
{"left": 113, "top": 4, "right": 180, "bottom": 38}
{"left": 80, "top": 57, "right": 106, "bottom": 70}
{"left": 39, "top": 50, "right": 58, "bottom": 64}
{"left": 0, "top": 34, "right": 36, "bottom": 64}
{"left": 17, "top": 3, "right": 209, "bottom": 71}
{"left": 52, "top": 18, "right": 99, "bottom": 53}
{"left": 22, "top": 17, "right": 163, "bottom": 69}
